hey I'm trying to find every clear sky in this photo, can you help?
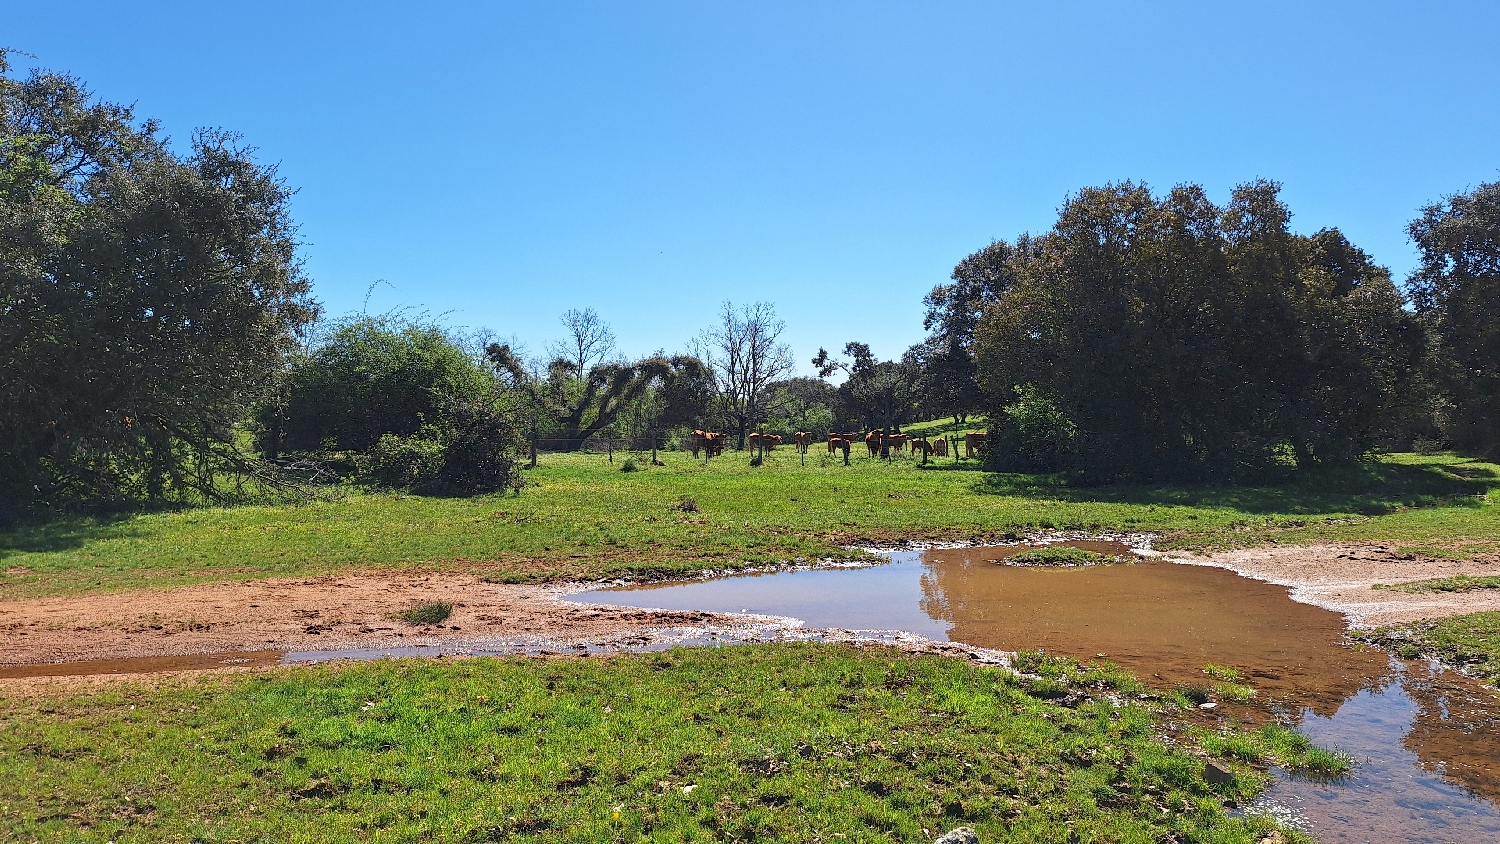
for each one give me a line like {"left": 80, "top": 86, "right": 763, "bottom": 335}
{"left": 6, "top": 1, "right": 1498, "bottom": 372}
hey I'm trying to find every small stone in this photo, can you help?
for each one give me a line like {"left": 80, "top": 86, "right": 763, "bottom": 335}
{"left": 933, "top": 827, "right": 979, "bottom": 844}
{"left": 1199, "top": 702, "right": 1218, "bottom": 710}
{"left": 1203, "top": 760, "right": 1234, "bottom": 784}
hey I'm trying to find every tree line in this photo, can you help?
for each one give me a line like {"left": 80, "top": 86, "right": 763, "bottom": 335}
{"left": 4, "top": 55, "right": 1498, "bottom": 512}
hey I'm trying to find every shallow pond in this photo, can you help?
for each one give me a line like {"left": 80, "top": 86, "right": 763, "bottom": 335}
{"left": 572, "top": 544, "right": 1500, "bottom": 842}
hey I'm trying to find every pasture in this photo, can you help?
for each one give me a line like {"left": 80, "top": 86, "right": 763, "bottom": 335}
{"left": 2, "top": 447, "right": 1495, "bottom": 599}
{"left": 0, "top": 644, "right": 1323, "bottom": 843}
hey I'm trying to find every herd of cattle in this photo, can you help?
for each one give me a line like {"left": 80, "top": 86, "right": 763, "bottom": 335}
{"left": 686, "top": 429, "right": 987, "bottom": 461}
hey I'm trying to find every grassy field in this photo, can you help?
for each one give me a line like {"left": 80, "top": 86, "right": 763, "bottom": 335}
{"left": 1, "top": 644, "right": 1329, "bottom": 843}
{"left": 1, "top": 449, "right": 1495, "bottom": 598}
{"left": 1359, "top": 611, "right": 1500, "bottom": 687}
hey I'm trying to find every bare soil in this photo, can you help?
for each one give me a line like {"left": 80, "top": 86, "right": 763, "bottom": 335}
{"left": 0, "top": 570, "right": 743, "bottom": 670}
{"left": 1167, "top": 544, "right": 1500, "bottom": 627}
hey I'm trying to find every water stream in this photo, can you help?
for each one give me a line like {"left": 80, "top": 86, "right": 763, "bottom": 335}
{"left": 571, "top": 545, "right": 1500, "bottom": 843}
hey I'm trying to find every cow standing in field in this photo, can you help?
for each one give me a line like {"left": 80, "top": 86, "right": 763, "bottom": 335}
{"left": 864, "top": 430, "right": 883, "bottom": 457}
{"left": 911, "top": 438, "right": 932, "bottom": 460}
{"left": 964, "top": 432, "right": 988, "bottom": 458}
{"left": 886, "top": 434, "right": 910, "bottom": 454}
{"left": 827, "top": 435, "right": 851, "bottom": 464}
{"left": 793, "top": 432, "right": 812, "bottom": 454}
{"left": 689, "top": 430, "right": 728, "bottom": 459}
{"left": 932, "top": 438, "right": 949, "bottom": 457}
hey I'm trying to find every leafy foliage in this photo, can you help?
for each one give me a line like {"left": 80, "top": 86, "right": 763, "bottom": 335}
{"left": 1408, "top": 180, "right": 1500, "bottom": 459}
{"left": 0, "top": 53, "right": 318, "bottom": 509}
{"left": 974, "top": 181, "right": 1423, "bottom": 480}
{"left": 262, "top": 315, "right": 524, "bottom": 494}
{"left": 262, "top": 315, "right": 497, "bottom": 456}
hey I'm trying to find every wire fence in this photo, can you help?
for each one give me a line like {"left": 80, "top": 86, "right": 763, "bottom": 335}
{"left": 523, "top": 431, "right": 985, "bottom": 466}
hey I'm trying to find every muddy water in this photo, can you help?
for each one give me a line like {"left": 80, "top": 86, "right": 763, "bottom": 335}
{"left": 573, "top": 544, "right": 1500, "bottom": 842}
{"left": 0, "top": 650, "right": 282, "bottom": 679}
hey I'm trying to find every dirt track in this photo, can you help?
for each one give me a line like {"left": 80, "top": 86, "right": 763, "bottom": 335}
{"left": 0, "top": 571, "right": 744, "bottom": 669}
{"left": 1164, "top": 543, "right": 1500, "bottom": 626}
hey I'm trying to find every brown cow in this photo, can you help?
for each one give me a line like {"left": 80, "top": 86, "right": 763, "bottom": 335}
{"left": 964, "top": 431, "right": 988, "bottom": 458}
{"left": 793, "top": 432, "right": 812, "bottom": 454}
{"left": 827, "top": 435, "right": 851, "bottom": 463}
{"left": 886, "top": 434, "right": 910, "bottom": 454}
{"left": 689, "top": 430, "right": 727, "bottom": 459}
{"left": 864, "top": 430, "right": 883, "bottom": 457}
{"left": 932, "top": 438, "right": 949, "bottom": 457}
{"left": 704, "top": 432, "right": 726, "bottom": 458}
{"left": 910, "top": 438, "right": 932, "bottom": 459}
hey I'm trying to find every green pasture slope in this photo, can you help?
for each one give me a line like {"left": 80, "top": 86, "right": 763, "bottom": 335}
{"left": 1, "top": 644, "right": 1336, "bottom": 843}
{"left": 2, "top": 449, "right": 1496, "bottom": 598}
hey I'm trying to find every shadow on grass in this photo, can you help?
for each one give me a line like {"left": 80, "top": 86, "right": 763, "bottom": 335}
{"left": 0, "top": 512, "right": 151, "bottom": 560}
{"left": 970, "top": 456, "right": 1498, "bottom": 516}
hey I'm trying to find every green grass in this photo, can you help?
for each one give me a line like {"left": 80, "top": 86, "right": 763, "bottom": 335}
{"left": 1358, "top": 611, "right": 1500, "bottom": 685}
{"left": 397, "top": 602, "right": 453, "bottom": 625}
{"left": 1373, "top": 574, "right": 1500, "bottom": 593}
{"left": 0, "top": 644, "right": 1315, "bottom": 843}
{"left": 1, "top": 449, "right": 1495, "bottom": 598}
{"left": 1002, "top": 547, "right": 1113, "bottom": 566}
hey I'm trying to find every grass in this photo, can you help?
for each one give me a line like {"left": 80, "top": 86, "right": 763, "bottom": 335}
{"left": 1357, "top": 611, "right": 1500, "bottom": 685}
{"left": 1, "top": 448, "right": 1495, "bottom": 599}
{"left": 1002, "top": 547, "right": 1113, "bottom": 567}
{"left": 397, "top": 602, "right": 453, "bottom": 625}
{"left": 1373, "top": 574, "right": 1500, "bottom": 593}
{"left": 0, "top": 643, "right": 1317, "bottom": 843}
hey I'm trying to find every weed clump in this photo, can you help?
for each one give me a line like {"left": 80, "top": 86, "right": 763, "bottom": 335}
{"left": 620, "top": 457, "right": 639, "bottom": 473}
{"left": 1374, "top": 574, "right": 1500, "bottom": 593}
{"left": 398, "top": 602, "right": 453, "bottom": 625}
{"left": 672, "top": 498, "right": 699, "bottom": 513}
{"left": 1001, "top": 546, "right": 1114, "bottom": 567}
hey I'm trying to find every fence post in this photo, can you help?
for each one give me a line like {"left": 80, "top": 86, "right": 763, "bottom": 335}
{"left": 651, "top": 428, "right": 658, "bottom": 466}
{"left": 607, "top": 437, "right": 613, "bottom": 464}
{"left": 529, "top": 425, "right": 538, "bottom": 469}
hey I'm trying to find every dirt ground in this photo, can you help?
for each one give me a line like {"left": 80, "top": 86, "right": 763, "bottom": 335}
{"left": 5, "top": 542, "right": 1499, "bottom": 688}
{"left": 1164, "top": 543, "right": 1500, "bottom": 627}
{"left": 0, "top": 571, "right": 752, "bottom": 671}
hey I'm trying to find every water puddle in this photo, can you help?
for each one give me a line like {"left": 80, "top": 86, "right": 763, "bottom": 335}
{"left": 572, "top": 543, "right": 1500, "bottom": 841}
{"left": 0, "top": 650, "right": 282, "bottom": 679}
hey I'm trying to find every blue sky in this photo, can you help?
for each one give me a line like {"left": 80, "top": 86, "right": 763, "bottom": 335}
{"left": 7, "top": 1, "right": 1498, "bottom": 372}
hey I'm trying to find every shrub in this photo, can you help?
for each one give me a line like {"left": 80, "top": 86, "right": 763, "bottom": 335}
{"left": 620, "top": 457, "right": 639, "bottom": 472}
{"left": 1002, "top": 546, "right": 1112, "bottom": 567}
{"left": 398, "top": 602, "right": 453, "bottom": 625}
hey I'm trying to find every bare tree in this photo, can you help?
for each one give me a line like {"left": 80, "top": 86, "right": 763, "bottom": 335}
{"left": 696, "top": 301, "right": 794, "bottom": 449}
{"left": 549, "top": 308, "right": 617, "bottom": 376}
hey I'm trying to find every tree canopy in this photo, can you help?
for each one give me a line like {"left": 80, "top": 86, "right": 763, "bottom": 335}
{"left": 974, "top": 181, "right": 1421, "bottom": 480}
{"left": 1408, "top": 179, "right": 1500, "bottom": 459}
{"left": 1, "top": 53, "right": 318, "bottom": 508}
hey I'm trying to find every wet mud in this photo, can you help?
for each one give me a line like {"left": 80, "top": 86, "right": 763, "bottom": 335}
{"left": 574, "top": 543, "right": 1500, "bottom": 841}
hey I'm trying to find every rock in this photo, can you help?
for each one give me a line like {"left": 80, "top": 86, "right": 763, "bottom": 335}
{"left": 933, "top": 827, "right": 979, "bottom": 844}
{"left": 1203, "top": 760, "right": 1234, "bottom": 784}
{"left": 1199, "top": 701, "right": 1217, "bottom": 710}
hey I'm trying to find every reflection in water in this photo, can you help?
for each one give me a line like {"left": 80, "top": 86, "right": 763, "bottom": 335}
{"left": 574, "top": 545, "right": 1500, "bottom": 840}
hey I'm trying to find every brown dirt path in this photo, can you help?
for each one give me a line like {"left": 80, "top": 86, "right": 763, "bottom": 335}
{"left": 0, "top": 570, "right": 738, "bottom": 668}
{"left": 1166, "top": 543, "right": 1500, "bottom": 626}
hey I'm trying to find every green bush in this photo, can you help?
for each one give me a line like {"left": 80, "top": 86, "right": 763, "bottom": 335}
{"left": 398, "top": 602, "right": 453, "bottom": 625}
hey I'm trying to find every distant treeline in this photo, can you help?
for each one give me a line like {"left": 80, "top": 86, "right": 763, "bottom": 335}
{"left": 3, "top": 53, "right": 1498, "bottom": 511}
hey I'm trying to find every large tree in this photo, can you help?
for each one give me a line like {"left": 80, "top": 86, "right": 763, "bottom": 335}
{"left": 1, "top": 53, "right": 318, "bottom": 508}
{"left": 695, "top": 301, "right": 794, "bottom": 448}
{"left": 916, "top": 240, "right": 1023, "bottom": 423}
{"left": 974, "top": 181, "right": 1421, "bottom": 480}
{"left": 1408, "top": 180, "right": 1500, "bottom": 458}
